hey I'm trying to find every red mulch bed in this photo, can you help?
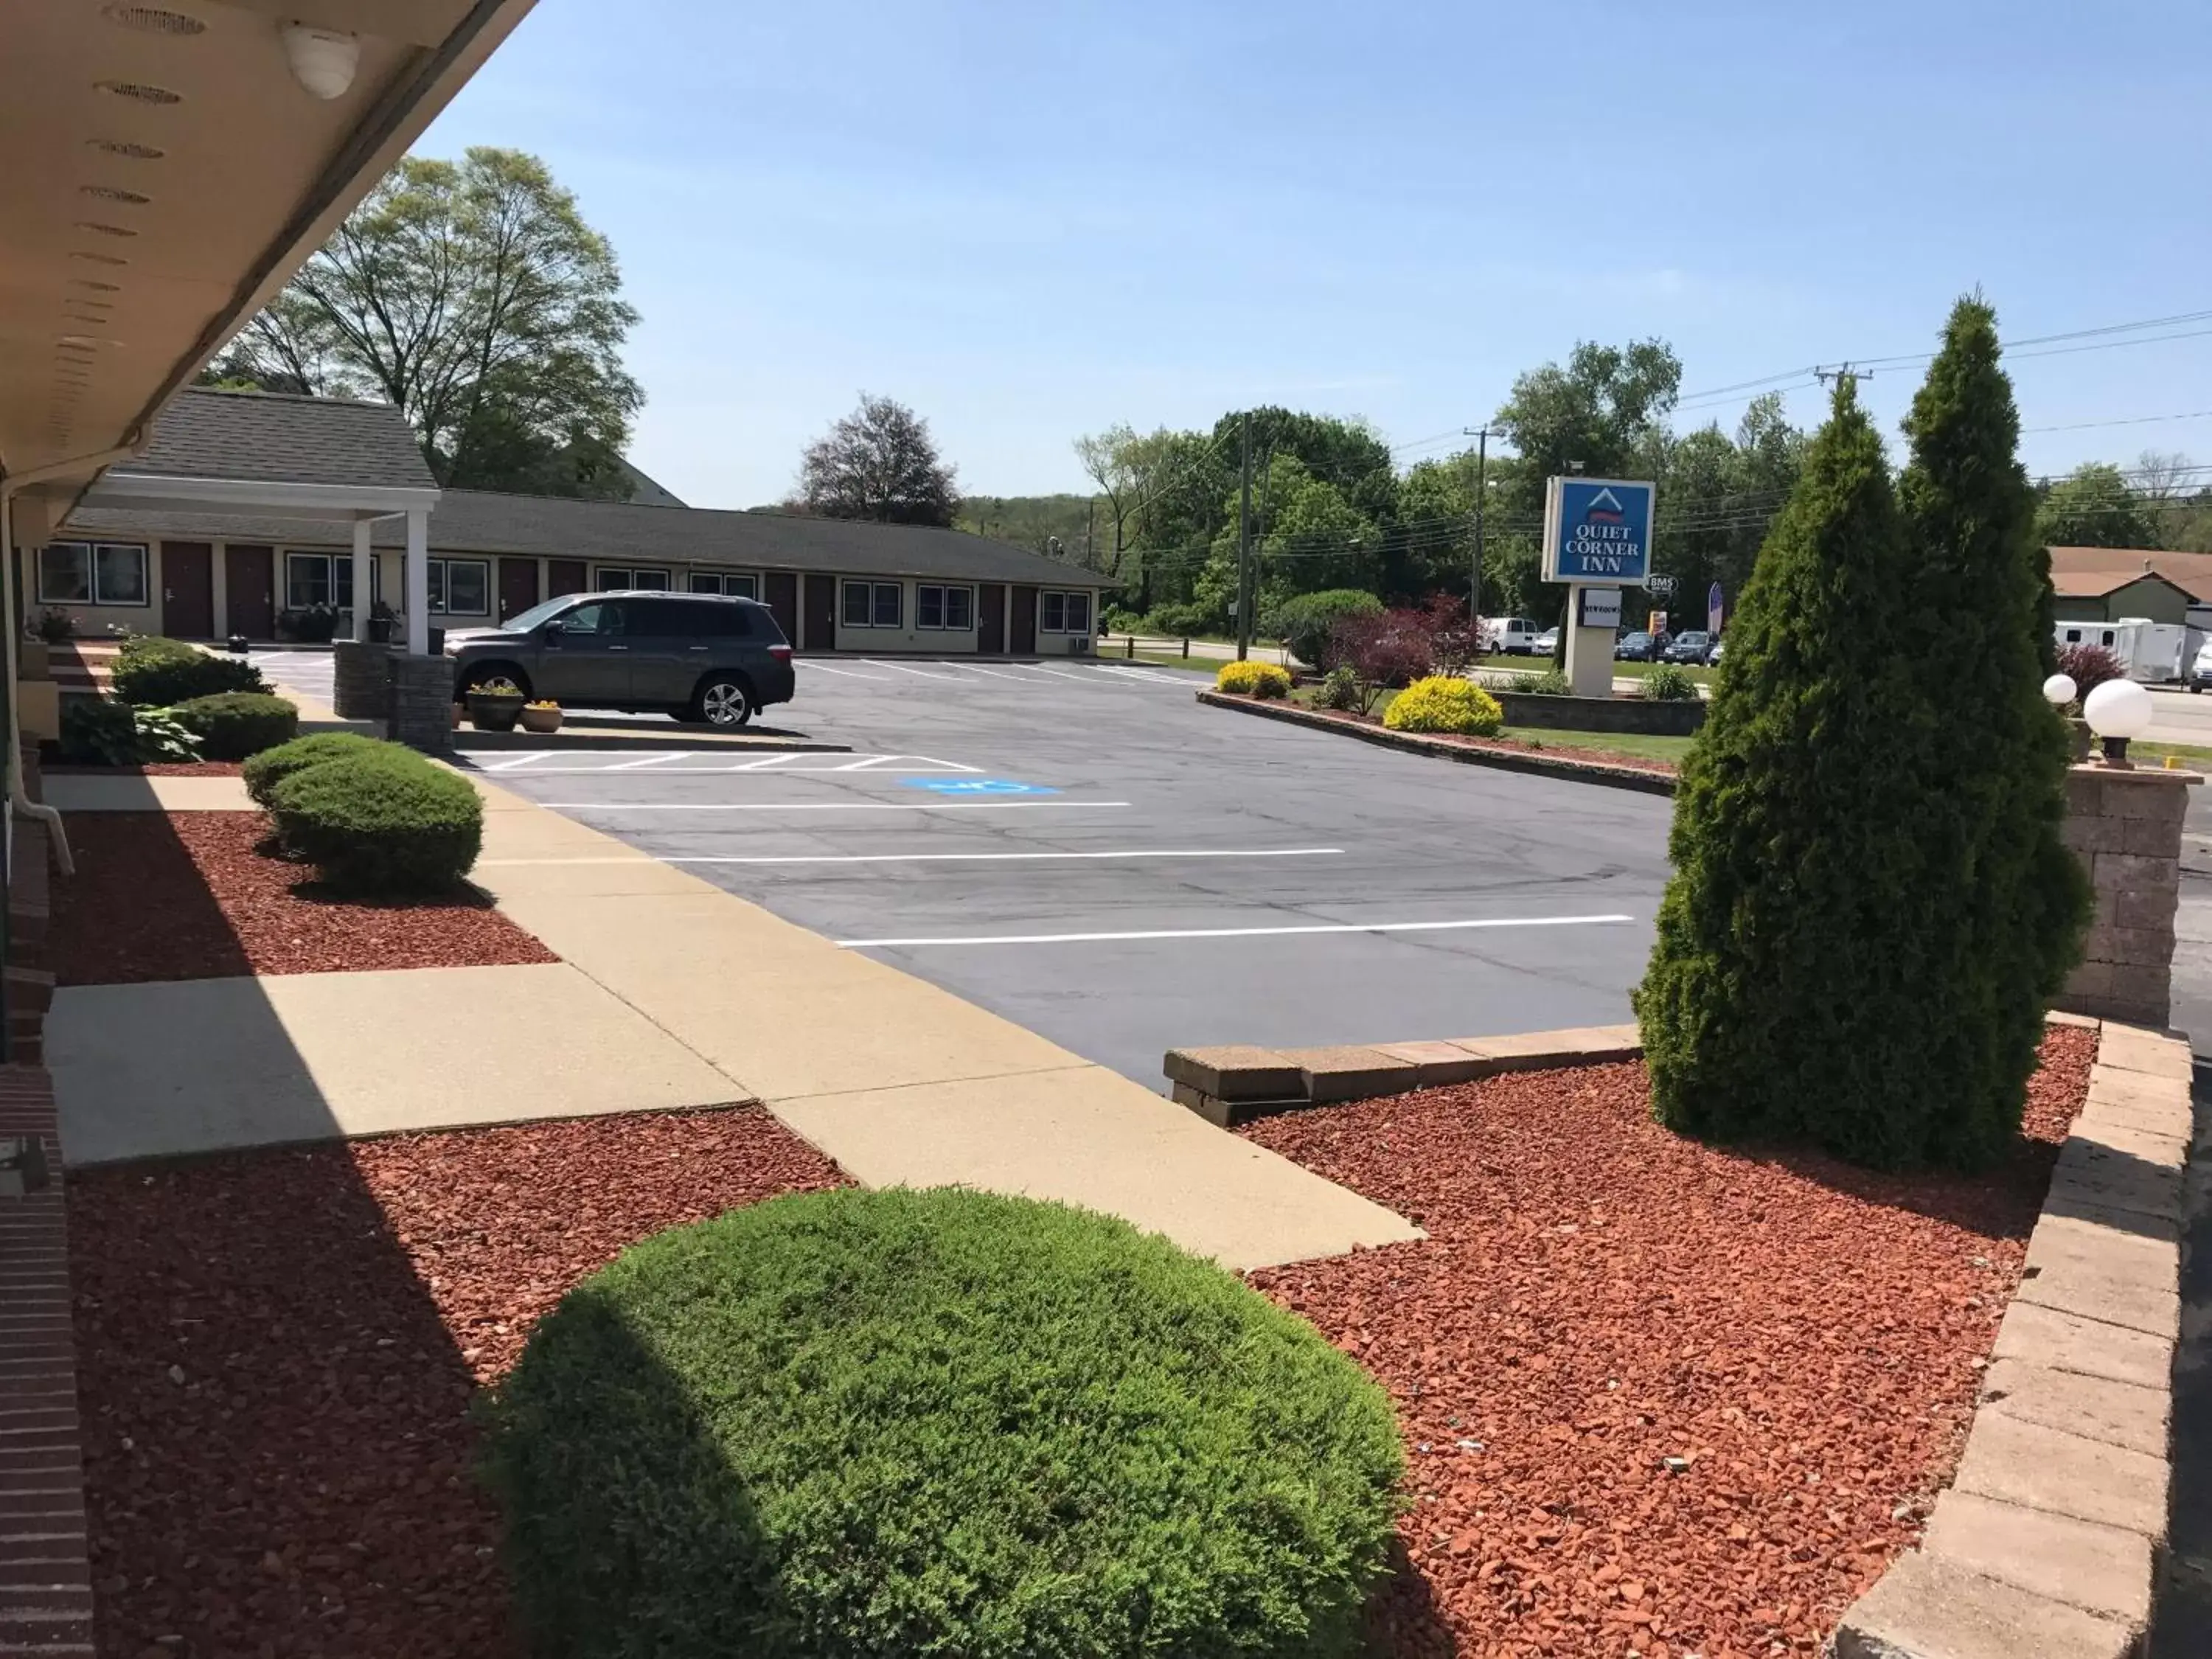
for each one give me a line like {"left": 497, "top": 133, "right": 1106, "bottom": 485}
{"left": 44, "top": 762, "right": 244, "bottom": 776}
{"left": 50, "top": 811, "right": 554, "bottom": 984}
{"left": 72, "top": 1108, "right": 847, "bottom": 1659}
{"left": 1241, "top": 1023, "right": 2096, "bottom": 1659}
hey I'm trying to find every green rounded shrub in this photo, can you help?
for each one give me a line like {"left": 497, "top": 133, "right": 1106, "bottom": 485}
{"left": 1638, "top": 662, "right": 1699, "bottom": 703}
{"left": 173, "top": 692, "right": 298, "bottom": 760}
{"left": 111, "top": 639, "right": 269, "bottom": 706}
{"left": 1383, "top": 675, "right": 1503, "bottom": 734}
{"left": 242, "top": 731, "right": 383, "bottom": 807}
{"left": 484, "top": 1188, "right": 1405, "bottom": 1659}
{"left": 268, "top": 749, "right": 483, "bottom": 894}
{"left": 1265, "top": 589, "right": 1382, "bottom": 669}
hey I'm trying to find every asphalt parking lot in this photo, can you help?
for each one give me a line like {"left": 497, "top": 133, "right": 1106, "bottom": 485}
{"left": 467, "top": 655, "right": 1676, "bottom": 1090}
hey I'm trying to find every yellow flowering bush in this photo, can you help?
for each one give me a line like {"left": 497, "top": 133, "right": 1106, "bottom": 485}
{"left": 1382, "top": 676, "right": 1503, "bottom": 735}
{"left": 1214, "top": 661, "right": 1293, "bottom": 698}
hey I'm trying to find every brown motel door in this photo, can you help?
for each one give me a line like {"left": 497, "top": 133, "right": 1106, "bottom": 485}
{"left": 547, "top": 559, "right": 588, "bottom": 602}
{"left": 498, "top": 557, "right": 540, "bottom": 620}
{"left": 977, "top": 583, "right": 1006, "bottom": 653}
{"left": 764, "top": 571, "right": 799, "bottom": 644}
{"left": 161, "top": 541, "right": 213, "bottom": 638}
{"left": 802, "top": 574, "right": 837, "bottom": 650}
{"left": 1009, "top": 585, "right": 1038, "bottom": 654}
{"left": 224, "top": 544, "right": 275, "bottom": 639}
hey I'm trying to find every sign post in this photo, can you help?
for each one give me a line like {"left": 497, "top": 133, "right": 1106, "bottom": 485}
{"left": 1543, "top": 476, "right": 1656, "bottom": 698}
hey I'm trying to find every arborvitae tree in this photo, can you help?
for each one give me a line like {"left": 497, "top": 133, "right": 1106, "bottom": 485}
{"left": 1891, "top": 296, "right": 2090, "bottom": 1164}
{"left": 1636, "top": 378, "right": 1961, "bottom": 1166}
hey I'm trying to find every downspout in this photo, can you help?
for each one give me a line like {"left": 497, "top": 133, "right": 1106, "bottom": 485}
{"left": 0, "top": 434, "right": 147, "bottom": 876}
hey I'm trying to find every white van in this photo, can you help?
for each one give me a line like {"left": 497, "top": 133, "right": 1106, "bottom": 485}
{"left": 1483, "top": 616, "right": 1543, "bottom": 656}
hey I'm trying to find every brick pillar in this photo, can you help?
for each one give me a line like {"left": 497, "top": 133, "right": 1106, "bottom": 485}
{"left": 386, "top": 652, "right": 456, "bottom": 756}
{"left": 331, "top": 640, "right": 393, "bottom": 720}
{"left": 2055, "top": 762, "right": 2202, "bottom": 1028}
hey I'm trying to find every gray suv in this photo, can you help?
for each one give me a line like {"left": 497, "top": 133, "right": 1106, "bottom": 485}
{"left": 445, "top": 591, "right": 796, "bottom": 727}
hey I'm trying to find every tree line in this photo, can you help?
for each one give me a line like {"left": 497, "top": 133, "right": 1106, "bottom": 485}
{"left": 203, "top": 146, "right": 2212, "bottom": 592}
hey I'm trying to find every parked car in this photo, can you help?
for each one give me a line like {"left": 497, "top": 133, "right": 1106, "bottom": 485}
{"left": 2189, "top": 640, "right": 2212, "bottom": 692}
{"left": 445, "top": 591, "right": 796, "bottom": 727}
{"left": 1532, "top": 627, "right": 1559, "bottom": 656}
{"left": 1661, "top": 630, "right": 1715, "bottom": 664}
{"left": 1708, "top": 637, "right": 1725, "bottom": 665}
{"left": 1615, "top": 630, "right": 1669, "bottom": 661}
{"left": 1483, "top": 616, "right": 1544, "bottom": 655}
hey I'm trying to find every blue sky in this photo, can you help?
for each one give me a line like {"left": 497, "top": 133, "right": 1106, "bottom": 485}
{"left": 420, "top": 0, "right": 2212, "bottom": 507}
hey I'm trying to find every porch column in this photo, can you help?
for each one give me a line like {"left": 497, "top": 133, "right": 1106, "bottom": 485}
{"left": 352, "top": 518, "right": 374, "bottom": 643}
{"left": 404, "top": 507, "right": 429, "bottom": 654}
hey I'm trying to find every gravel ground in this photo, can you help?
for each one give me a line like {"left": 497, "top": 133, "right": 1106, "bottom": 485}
{"left": 51, "top": 812, "right": 555, "bottom": 984}
{"left": 71, "top": 1107, "right": 846, "bottom": 1659}
{"left": 1242, "top": 1025, "right": 2096, "bottom": 1659}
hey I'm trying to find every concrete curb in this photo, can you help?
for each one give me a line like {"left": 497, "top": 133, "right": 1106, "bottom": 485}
{"left": 1832, "top": 1017, "right": 2190, "bottom": 1659}
{"left": 1162, "top": 1025, "right": 1644, "bottom": 1124}
{"left": 1194, "top": 689, "right": 1678, "bottom": 796}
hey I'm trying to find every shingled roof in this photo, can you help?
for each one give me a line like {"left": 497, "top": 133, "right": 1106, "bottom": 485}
{"left": 2047, "top": 546, "right": 2212, "bottom": 603}
{"left": 108, "top": 386, "right": 437, "bottom": 492}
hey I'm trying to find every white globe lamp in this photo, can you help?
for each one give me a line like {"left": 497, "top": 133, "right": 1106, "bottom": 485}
{"left": 2042, "top": 672, "right": 2076, "bottom": 708}
{"left": 2083, "top": 678, "right": 2154, "bottom": 767}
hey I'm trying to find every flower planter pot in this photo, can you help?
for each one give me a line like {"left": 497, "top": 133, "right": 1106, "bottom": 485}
{"left": 518, "top": 706, "right": 563, "bottom": 734}
{"left": 466, "top": 692, "right": 525, "bottom": 733}
{"left": 16, "top": 641, "right": 50, "bottom": 682}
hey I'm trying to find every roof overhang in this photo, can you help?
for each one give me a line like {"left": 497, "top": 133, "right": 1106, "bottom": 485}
{"left": 0, "top": 0, "right": 538, "bottom": 512}
{"left": 93, "top": 468, "right": 439, "bottom": 521}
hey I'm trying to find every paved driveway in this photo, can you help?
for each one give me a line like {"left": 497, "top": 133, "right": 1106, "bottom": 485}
{"left": 472, "top": 655, "right": 1674, "bottom": 1088}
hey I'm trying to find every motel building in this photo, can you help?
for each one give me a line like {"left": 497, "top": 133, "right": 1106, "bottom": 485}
{"left": 24, "top": 387, "right": 1112, "bottom": 658}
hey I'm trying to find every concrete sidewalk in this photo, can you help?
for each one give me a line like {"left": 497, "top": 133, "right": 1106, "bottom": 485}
{"left": 44, "top": 774, "right": 254, "bottom": 812}
{"left": 467, "top": 776, "right": 1421, "bottom": 1269}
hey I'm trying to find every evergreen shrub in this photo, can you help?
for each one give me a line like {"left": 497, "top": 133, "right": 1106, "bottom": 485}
{"left": 482, "top": 1188, "right": 1405, "bottom": 1659}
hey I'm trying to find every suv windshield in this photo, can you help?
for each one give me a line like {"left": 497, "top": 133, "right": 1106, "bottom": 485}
{"left": 504, "top": 596, "right": 580, "bottom": 633}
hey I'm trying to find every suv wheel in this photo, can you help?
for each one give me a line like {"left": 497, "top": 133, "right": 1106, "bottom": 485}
{"left": 692, "top": 675, "right": 754, "bottom": 727}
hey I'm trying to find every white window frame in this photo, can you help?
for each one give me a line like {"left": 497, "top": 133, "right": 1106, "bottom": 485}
{"left": 38, "top": 540, "right": 149, "bottom": 607}
{"left": 1039, "top": 589, "right": 1091, "bottom": 634}
{"left": 284, "top": 551, "right": 356, "bottom": 612}
{"left": 428, "top": 557, "right": 491, "bottom": 616}
{"left": 690, "top": 569, "right": 759, "bottom": 600}
{"left": 841, "top": 580, "right": 902, "bottom": 629}
{"left": 596, "top": 566, "right": 672, "bottom": 592}
{"left": 916, "top": 583, "right": 974, "bottom": 630}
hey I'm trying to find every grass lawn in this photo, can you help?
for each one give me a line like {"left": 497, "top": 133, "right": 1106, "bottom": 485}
{"left": 1116, "top": 651, "right": 1218, "bottom": 674}
{"left": 2126, "top": 740, "right": 2212, "bottom": 772}
{"left": 1502, "top": 726, "right": 1694, "bottom": 765}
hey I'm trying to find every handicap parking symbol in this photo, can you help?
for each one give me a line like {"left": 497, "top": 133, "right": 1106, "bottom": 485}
{"left": 900, "top": 777, "right": 1060, "bottom": 796}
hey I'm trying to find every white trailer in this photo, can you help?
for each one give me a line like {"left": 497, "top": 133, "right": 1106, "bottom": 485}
{"left": 2054, "top": 617, "right": 2190, "bottom": 683}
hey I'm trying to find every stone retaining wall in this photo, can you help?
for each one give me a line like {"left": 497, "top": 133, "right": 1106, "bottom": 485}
{"left": 2056, "top": 765, "right": 2202, "bottom": 1030}
{"left": 1833, "top": 1017, "right": 2188, "bottom": 1659}
{"left": 1493, "top": 689, "right": 1706, "bottom": 737}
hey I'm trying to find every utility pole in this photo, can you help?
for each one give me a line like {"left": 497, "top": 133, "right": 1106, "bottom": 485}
{"left": 1461, "top": 426, "right": 1495, "bottom": 638}
{"left": 1236, "top": 411, "right": 1253, "bottom": 661}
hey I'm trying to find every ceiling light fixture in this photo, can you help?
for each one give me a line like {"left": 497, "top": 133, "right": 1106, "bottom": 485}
{"left": 282, "top": 24, "right": 360, "bottom": 99}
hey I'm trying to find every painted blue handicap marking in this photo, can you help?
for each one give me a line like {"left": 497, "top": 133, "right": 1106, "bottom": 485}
{"left": 900, "top": 778, "right": 1060, "bottom": 796}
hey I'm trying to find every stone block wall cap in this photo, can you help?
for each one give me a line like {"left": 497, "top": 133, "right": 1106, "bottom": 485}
{"left": 2068, "top": 762, "right": 2203, "bottom": 785}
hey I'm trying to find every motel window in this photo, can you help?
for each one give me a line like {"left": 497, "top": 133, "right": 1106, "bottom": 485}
{"left": 1039, "top": 590, "right": 1091, "bottom": 635}
{"left": 596, "top": 566, "right": 672, "bottom": 591}
{"left": 428, "top": 558, "right": 490, "bottom": 616}
{"left": 841, "top": 580, "right": 902, "bottom": 628}
{"left": 38, "top": 540, "right": 147, "bottom": 606}
{"left": 284, "top": 552, "right": 356, "bottom": 611}
{"left": 917, "top": 584, "right": 973, "bottom": 630}
{"left": 689, "top": 569, "right": 758, "bottom": 599}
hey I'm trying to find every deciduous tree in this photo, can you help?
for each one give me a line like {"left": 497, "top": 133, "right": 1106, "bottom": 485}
{"left": 795, "top": 394, "right": 959, "bottom": 526}
{"left": 2034, "top": 462, "right": 2154, "bottom": 549}
{"left": 214, "top": 147, "right": 642, "bottom": 498}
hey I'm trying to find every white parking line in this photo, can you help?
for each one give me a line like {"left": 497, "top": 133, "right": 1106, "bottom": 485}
{"left": 1011, "top": 663, "right": 1100, "bottom": 684}
{"left": 947, "top": 661, "right": 1032, "bottom": 680}
{"left": 607, "top": 752, "right": 691, "bottom": 770}
{"left": 863, "top": 660, "right": 967, "bottom": 681}
{"left": 1089, "top": 664, "right": 1192, "bottom": 686}
{"left": 539, "top": 799, "right": 1134, "bottom": 813}
{"left": 836, "top": 914, "right": 1638, "bottom": 947}
{"left": 481, "top": 846, "right": 1345, "bottom": 867}
{"left": 798, "top": 661, "right": 889, "bottom": 679}
{"left": 475, "top": 751, "right": 980, "bottom": 775}
{"left": 479, "top": 751, "right": 566, "bottom": 771}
